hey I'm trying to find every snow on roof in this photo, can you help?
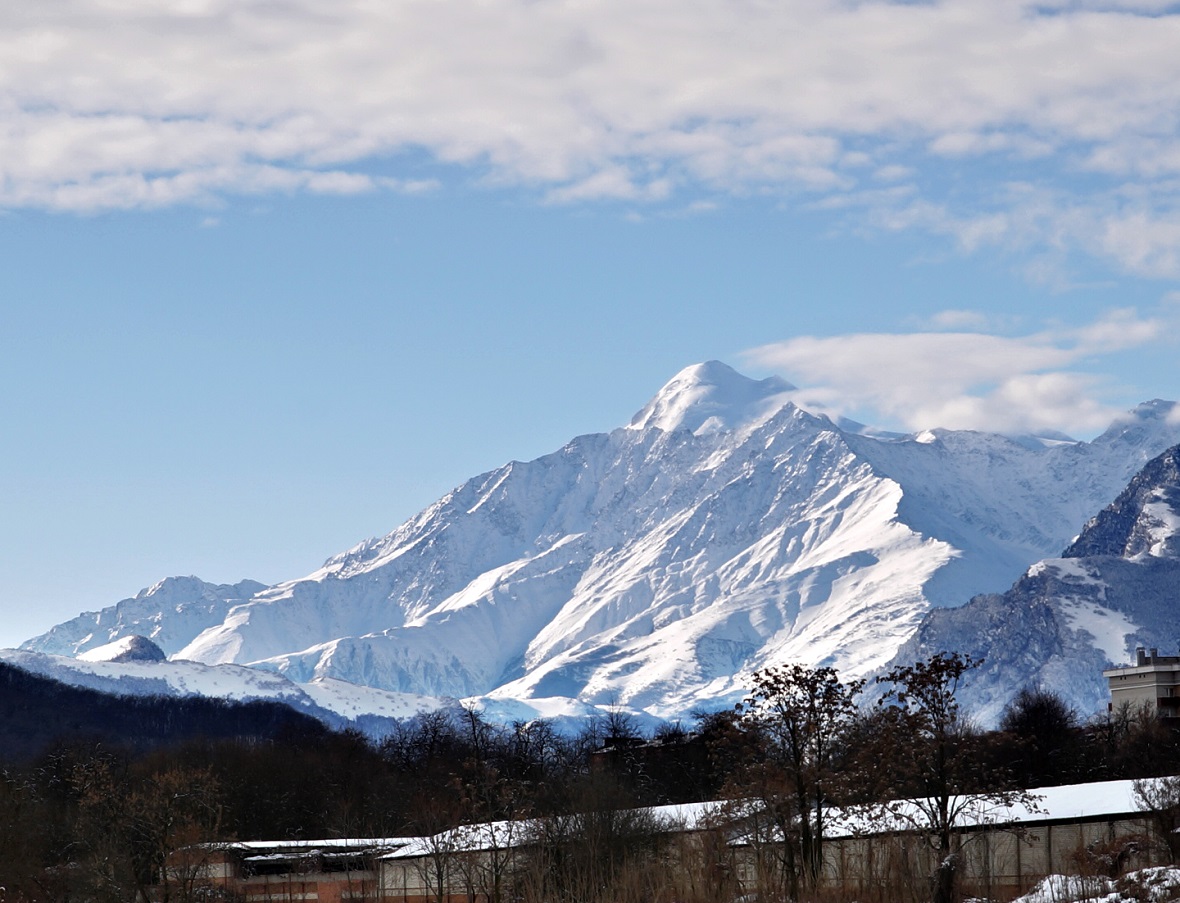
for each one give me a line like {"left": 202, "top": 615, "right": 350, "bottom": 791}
{"left": 223, "top": 838, "right": 417, "bottom": 854}
{"left": 828, "top": 779, "right": 1146, "bottom": 838}
{"left": 382, "top": 801, "right": 725, "bottom": 861}
{"left": 1028, "top": 779, "right": 1144, "bottom": 822}
{"left": 231, "top": 778, "right": 1162, "bottom": 864}
{"left": 383, "top": 821, "right": 532, "bottom": 860}
{"left": 649, "top": 800, "right": 725, "bottom": 828}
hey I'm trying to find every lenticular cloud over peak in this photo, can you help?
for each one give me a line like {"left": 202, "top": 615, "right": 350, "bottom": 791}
{"left": 744, "top": 306, "right": 1173, "bottom": 437}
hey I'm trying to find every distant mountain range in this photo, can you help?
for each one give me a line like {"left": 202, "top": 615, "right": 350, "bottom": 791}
{"left": 13, "top": 362, "right": 1180, "bottom": 728}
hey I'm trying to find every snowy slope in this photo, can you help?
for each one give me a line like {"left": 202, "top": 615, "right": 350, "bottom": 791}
{"left": 22, "top": 362, "right": 1180, "bottom": 723}
{"left": 889, "top": 444, "right": 1180, "bottom": 726}
{"left": 77, "top": 634, "right": 167, "bottom": 663}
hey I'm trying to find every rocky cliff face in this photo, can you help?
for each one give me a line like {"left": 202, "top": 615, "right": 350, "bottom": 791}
{"left": 1064, "top": 444, "right": 1180, "bottom": 560}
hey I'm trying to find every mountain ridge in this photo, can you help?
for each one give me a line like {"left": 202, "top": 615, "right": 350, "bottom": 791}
{"left": 887, "top": 441, "right": 1180, "bottom": 726}
{"left": 26, "top": 576, "right": 267, "bottom": 660}
{"left": 20, "top": 362, "right": 1180, "bottom": 723}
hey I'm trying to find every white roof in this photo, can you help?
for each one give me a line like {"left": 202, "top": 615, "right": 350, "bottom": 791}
{"left": 828, "top": 779, "right": 1146, "bottom": 838}
{"left": 223, "top": 838, "right": 417, "bottom": 854}
{"left": 382, "top": 801, "right": 725, "bottom": 860}
{"left": 239, "top": 777, "right": 1164, "bottom": 863}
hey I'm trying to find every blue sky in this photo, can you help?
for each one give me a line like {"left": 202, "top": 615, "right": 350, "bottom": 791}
{"left": 2, "top": 0, "right": 1180, "bottom": 646}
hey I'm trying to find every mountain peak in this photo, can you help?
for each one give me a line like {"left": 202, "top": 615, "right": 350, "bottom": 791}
{"left": 628, "top": 360, "right": 795, "bottom": 436}
{"left": 77, "top": 634, "right": 167, "bottom": 664}
{"left": 1064, "top": 444, "right": 1180, "bottom": 560}
{"left": 1133, "top": 399, "right": 1177, "bottom": 417}
{"left": 1095, "top": 399, "right": 1180, "bottom": 444}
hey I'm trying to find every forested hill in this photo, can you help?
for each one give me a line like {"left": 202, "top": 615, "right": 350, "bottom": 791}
{"left": 0, "top": 661, "right": 328, "bottom": 761}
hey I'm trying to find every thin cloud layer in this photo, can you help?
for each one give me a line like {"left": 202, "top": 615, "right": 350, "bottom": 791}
{"left": 744, "top": 309, "right": 1170, "bottom": 436}
{"left": 4, "top": 0, "right": 1180, "bottom": 274}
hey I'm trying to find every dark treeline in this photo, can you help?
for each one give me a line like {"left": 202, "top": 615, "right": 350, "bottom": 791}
{"left": 3, "top": 654, "right": 1180, "bottom": 902}
{"left": 0, "top": 662, "right": 331, "bottom": 761}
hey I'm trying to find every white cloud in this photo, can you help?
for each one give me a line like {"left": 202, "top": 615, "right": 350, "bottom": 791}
{"left": 850, "top": 181, "right": 1180, "bottom": 279}
{"left": 928, "top": 132, "right": 1054, "bottom": 160}
{"left": 743, "top": 308, "right": 1169, "bottom": 435}
{"left": 1067, "top": 307, "right": 1165, "bottom": 353}
{"left": 873, "top": 164, "right": 915, "bottom": 183}
{"left": 2, "top": 0, "right": 1180, "bottom": 276}
{"left": 304, "top": 171, "right": 377, "bottom": 195}
{"left": 925, "top": 309, "right": 992, "bottom": 330}
{"left": 1098, "top": 211, "right": 1180, "bottom": 278}
{"left": 544, "top": 169, "right": 672, "bottom": 204}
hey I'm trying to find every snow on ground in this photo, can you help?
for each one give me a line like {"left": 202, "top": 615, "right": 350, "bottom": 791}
{"left": 19, "top": 365, "right": 1180, "bottom": 724}
{"left": 0, "top": 648, "right": 421, "bottom": 735}
{"left": 77, "top": 634, "right": 164, "bottom": 662}
{"left": 298, "top": 677, "right": 441, "bottom": 720}
{"left": 1009, "top": 868, "right": 1180, "bottom": 903}
{"left": 1029, "top": 558, "right": 1107, "bottom": 586}
{"left": 469, "top": 693, "right": 669, "bottom": 735}
{"left": 1056, "top": 600, "right": 1139, "bottom": 664}
{"left": 1141, "top": 492, "right": 1180, "bottom": 558}
{"left": 471, "top": 694, "right": 607, "bottom": 722}
{"left": 0, "top": 648, "right": 304, "bottom": 701}
{"left": 626, "top": 360, "right": 795, "bottom": 437}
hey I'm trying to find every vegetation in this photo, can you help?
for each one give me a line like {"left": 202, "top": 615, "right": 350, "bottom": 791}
{"left": 3, "top": 656, "right": 1180, "bottom": 902}
{"left": 733, "top": 664, "right": 864, "bottom": 897}
{"left": 867, "top": 653, "right": 1038, "bottom": 903}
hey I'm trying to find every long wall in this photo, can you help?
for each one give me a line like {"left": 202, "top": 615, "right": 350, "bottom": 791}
{"left": 819, "top": 814, "right": 1163, "bottom": 902}
{"left": 166, "top": 811, "right": 1171, "bottom": 903}
{"left": 375, "top": 814, "right": 1169, "bottom": 903}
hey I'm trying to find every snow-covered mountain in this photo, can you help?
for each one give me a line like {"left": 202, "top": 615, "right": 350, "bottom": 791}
{"left": 888, "top": 444, "right": 1180, "bottom": 726}
{"left": 21, "top": 362, "right": 1180, "bottom": 722}
{"left": 28, "top": 576, "right": 267, "bottom": 658}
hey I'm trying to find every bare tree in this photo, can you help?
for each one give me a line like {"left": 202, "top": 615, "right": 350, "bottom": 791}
{"left": 520, "top": 774, "right": 670, "bottom": 903}
{"left": 870, "top": 652, "right": 1039, "bottom": 903}
{"left": 735, "top": 664, "right": 863, "bottom": 897}
{"left": 1134, "top": 775, "right": 1180, "bottom": 862}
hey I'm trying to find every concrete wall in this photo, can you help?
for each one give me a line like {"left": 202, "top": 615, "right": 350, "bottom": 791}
{"left": 820, "top": 815, "right": 1161, "bottom": 902}
{"left": 375, "top": 815, "right": 1167, "bottom": 903}
{"left": 164, "top": 811, "right": 1172, "bottom": 903}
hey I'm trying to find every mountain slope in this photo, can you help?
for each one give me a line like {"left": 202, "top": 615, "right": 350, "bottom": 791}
{"left": 888, "top": 445, "right": 1180, "bottom": 726}
{"left": 22, "top": 363, "right": 1180, "bottom": 721}
{"left": 27, "top": 576, "right": 267, "bottom": 658}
